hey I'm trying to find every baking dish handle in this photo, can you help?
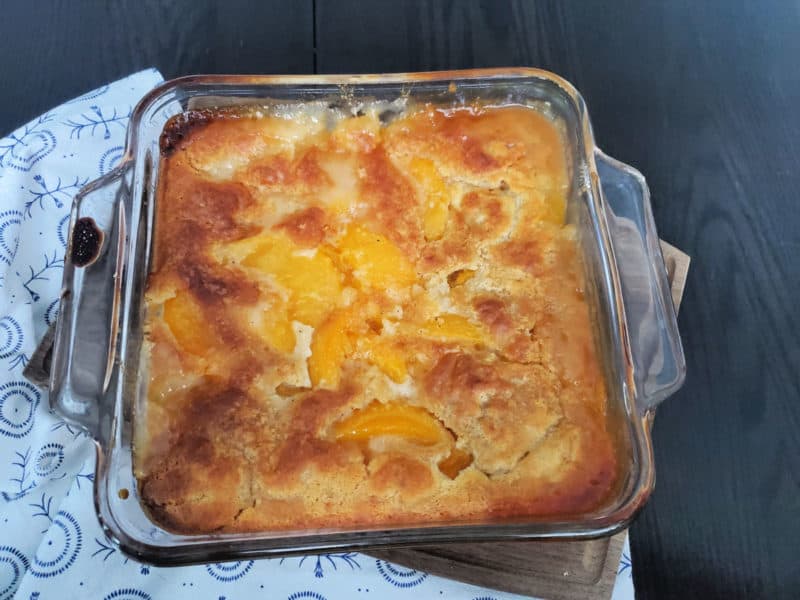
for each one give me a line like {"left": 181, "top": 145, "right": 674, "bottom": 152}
{"left": 595, "top": 150, "right": 686, "bottom": 413}
{"left": 48, "top": 164, "right": 130, "bottom": 439}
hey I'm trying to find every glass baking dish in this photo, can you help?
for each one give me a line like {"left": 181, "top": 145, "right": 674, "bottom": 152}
{"left": 47, "top": 68, "right": 685, "bottom": 565}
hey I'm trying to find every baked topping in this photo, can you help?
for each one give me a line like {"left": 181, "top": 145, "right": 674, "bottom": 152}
{"left": 137, "top": 101, "right": 618, "bottom": 533}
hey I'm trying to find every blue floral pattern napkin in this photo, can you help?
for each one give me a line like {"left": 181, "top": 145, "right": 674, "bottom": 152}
{"left": 0, "top": 69, "right": 635, "bottom": 600}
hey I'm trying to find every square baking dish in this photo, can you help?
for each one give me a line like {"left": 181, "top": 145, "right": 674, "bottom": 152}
{"left": 48, "top": 68, "right": 685, "bottom": 564}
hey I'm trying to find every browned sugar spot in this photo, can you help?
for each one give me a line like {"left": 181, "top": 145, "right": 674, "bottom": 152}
{"left": 473, "top": 296, "right": 514, "bottom": 338}
{"left": 424, "top": 352, "right": 499, "bottom": 420}
{"left": 160, "top": 110, "right": 219, "bottom": 156}
{"left": 360, "top": 148, "right": 421, "bottom": 256}
{"left": 371, "top": 456, "right": 434, "bottom": 497}
{"left": 275, "top": 206, "right": 328, "bottom": 247}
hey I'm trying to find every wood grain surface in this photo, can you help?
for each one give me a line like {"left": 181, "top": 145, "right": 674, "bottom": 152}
{"left": 369, "top": 536, "right": 624, "bottom": 600}
{"left": 2, "top": 1, "right": 799, "bottom": 598}
{"left": 0, "top": 0, "right": 313, "bottom": 132}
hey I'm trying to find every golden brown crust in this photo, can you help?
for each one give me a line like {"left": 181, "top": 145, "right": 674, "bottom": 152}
{"left": 358, "top": 147, "right": 422, "bottom": 256}
{"left": 275, "top": 206, "right": 328, "bottom": 247}
{"left": 137, "top": 102, "right": 619, "bottom": 534}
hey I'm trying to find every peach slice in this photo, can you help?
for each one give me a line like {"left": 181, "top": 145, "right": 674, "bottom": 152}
{"left": 337, "top": 224, "right": 417, "bottom": 289}
{"left": 437, "top": 446, "right": 474, "bottom": 479}
{"left": 308, "top": 309, "right": 354, "bottom": 388}
{"left": 239, "top": 233, "right": 343, "bottom": 327}
{"left": 408, "top": 157, "right": 450, "bottom": 241}
{"left": 258, "top": 302, "right": 296, "bottom": 354}
{"left": 363, "top": 337, "right": 407, "bottom": 383}
{"left": 420, "top": 314, "right": 485, "bottom": 344}
{"left": 333, "top": 401, "right": 447, "bottom": 446}
{"left": 163, "top": 292, "right": 215, "bottom": 356}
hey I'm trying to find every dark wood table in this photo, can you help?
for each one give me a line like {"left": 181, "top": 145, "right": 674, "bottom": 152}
{"left": 2, "top": 1, "right": 798, "bottom": 598}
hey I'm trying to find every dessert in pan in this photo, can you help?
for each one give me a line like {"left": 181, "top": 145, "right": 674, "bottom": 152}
{"left": 136, "top": 99, "right": 617, "bottom": 534}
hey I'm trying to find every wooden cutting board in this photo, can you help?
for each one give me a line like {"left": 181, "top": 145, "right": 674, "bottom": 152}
{"left": 369, "top": 241, "right": 690, "bottom": 600}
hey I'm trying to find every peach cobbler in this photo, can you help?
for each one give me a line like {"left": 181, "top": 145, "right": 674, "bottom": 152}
{"left": 135, "top": 100, "right": 617, "bottom": 533}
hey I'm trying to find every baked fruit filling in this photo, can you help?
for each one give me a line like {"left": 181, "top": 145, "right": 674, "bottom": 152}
{"left": 136, "top": 101, "right": 618, "bottom": 533}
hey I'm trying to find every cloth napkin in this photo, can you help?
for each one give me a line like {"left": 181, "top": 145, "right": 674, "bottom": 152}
{"left": 0, "top": 69, "right": 635, "bottom": 600}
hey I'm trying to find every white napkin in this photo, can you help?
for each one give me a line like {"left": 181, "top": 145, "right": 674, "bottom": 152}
{"left": 0, "top": 69, "right": 635, "bottom": 600}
